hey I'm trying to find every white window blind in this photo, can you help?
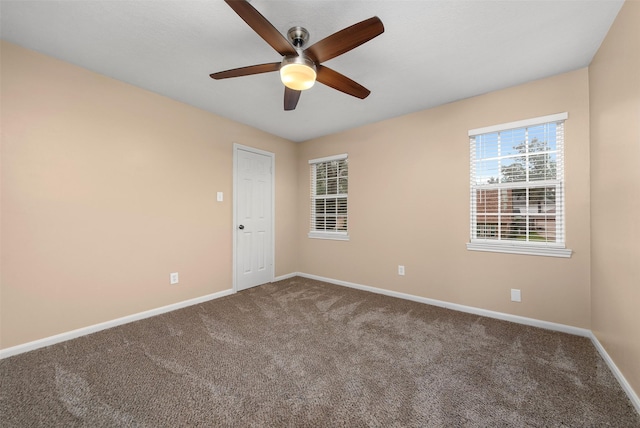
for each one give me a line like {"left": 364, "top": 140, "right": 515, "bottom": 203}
{"left": 468, "top": 113, "right": 571, "bottom": 257}
{"left": 309, "top": 154, "right": 348, "bottom": 240}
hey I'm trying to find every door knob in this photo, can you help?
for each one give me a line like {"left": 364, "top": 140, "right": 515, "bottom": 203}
{"left": 238, "top": 225, "right": 245, "bottom": 230}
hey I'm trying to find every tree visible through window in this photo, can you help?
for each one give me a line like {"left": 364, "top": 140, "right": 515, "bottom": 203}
{"left": 309, "top": 154, "right": 348, "bottom": 240}
{"left": 468, "top": 113, "right": 571, "bottom": 257}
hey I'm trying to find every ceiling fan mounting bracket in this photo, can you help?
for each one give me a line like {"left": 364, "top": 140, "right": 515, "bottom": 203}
{"left": 287, "top": 26, "right": 310, "bottom": 48}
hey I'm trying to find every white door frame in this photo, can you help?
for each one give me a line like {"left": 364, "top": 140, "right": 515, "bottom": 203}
{"left": 232, "top": 143, "right": 275, "bottom": 292}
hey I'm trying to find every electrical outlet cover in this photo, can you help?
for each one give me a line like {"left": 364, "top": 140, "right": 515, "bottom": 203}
{"left": 170, "top": 272, "right": 179, "bottom": 285}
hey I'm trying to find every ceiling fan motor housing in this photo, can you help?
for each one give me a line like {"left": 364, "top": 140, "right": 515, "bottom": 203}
{"left": 287, "top": 26, "right": 310, "bottom": 48}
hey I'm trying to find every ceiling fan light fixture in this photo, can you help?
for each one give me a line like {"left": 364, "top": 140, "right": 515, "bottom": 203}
{"left": 280, "top": 56, "right": 317, "bottom": 91}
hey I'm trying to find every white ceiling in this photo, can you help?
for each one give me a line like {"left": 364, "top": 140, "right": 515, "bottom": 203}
{"left": 0, "top": 0, "right": 624, "bottom": 142}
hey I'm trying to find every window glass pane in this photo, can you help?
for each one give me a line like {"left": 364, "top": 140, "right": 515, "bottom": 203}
{"left": 316, "top": 179, "right": 326, "bottom": 196}
{"left": 500, "top": 189, "right": 513, "bottom": 213}
{"left": 501, "top": 128, "right": 526, "bottom": 157}
{"left": 476, "top": 133, "right": 499, "bottom": 159}
{"left": 528, "top": 227, "right": 547, "bottom": 242}
{"left": 477, "top": 216, "right": 500, "bottom": 239}
{"left": 327, "top": 161, "right": 338, "bottom": 178}
{"left": 501, "top": 158, "right": 526, "bottom": 183}
{"left": 529, "top": 187, "right": 545, "bottom": 207}
{"left": 337, "top": 198, "right": 347, "bottom": 214}
{"left": 529, "top": 154, "right": 546, "bottom": 181}
{"left": 316, "top": 163, "right": 326, "bottom": 181}
{"left": 529, "top": 186, "right": 556, "bottom": 214}
{"left": 533, "top": 214, "right": 556, "bottom": 242}
{"left": 338, "top": 178, "right": 348, "bottom": 194}
{"left": 476, "top": 190, "right": 487, "bottom": 214}
{"left": 339, "top": 161, "right": 348, "bottom": 175}
{"left": 546, "top": 123, "right": 557, "bottom": 151}
{"left": 476, "top": 189, "right": 498, "bottom": 215}
{"left": 337, "top": 216, "right": 348, "bottom": 231}
{"left": 327, "top": 178, "right": 338, "bottom": 195}
{"left": 529, "top": 153, "right": 557, "bottom": 181}
{"left": 511, "top": 188, "right": 527, "bottom": 214}
{"left": 476, "top": 215, "right": 488, "bottom": 238}
{"left": 475, "top": 159, "right": 500, "bottom": 184}
{"left": 315, "top": 199, "right": 325, "bottom": 215}
{"left": 544, "top": 186, "right": 557, "bottom": 209}
{"left": 326, "top": 198, "right": 337, "bottom": 214}
{"left": 325, "top": 217, "right": 336, "bottom": 231}
{"left": 528, "top": 124, "right": 557, "bottom": 152}
{"left": 503, "top": 215, "right": 526, "bottom": 241}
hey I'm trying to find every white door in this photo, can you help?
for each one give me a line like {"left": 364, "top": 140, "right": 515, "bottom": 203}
{"left": 234, "top": 146, "right": 274, "bottom": 291}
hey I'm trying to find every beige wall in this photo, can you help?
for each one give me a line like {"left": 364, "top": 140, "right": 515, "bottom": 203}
{"left": 0, "top": 41, "right": 298, "bottom": 349}
{"left": 298, "top": 68, "right": 592, "bottom": 328}
{"left": 589, "top": 1, "right": 640, "bottom": 397}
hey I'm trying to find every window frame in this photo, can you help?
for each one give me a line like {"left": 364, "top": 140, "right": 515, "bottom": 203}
{"left": 467, "top": 113, "right": 572, "bottom": 258}
{"left": 308, "top": 154, "right": 349, "bottom": 241}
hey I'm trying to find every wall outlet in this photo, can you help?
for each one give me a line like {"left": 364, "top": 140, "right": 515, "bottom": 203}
{"left": 398, "top": 265, "right": 405, "bottom": 276}
{"left": 217, "top": 192, "right": 223, "bottom": 202}
{"left": 511, "top": 288, "right": 521, "bottom": 302}
{"left": 170, "top": 272, "right": 179, "bottom": 285}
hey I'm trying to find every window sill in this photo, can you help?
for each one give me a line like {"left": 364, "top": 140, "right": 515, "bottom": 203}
{"left": 308, "top": 232, "right": 350, "bottom": 241}
{"left": 466, "top": 242, "right": 572, "bottom": 258}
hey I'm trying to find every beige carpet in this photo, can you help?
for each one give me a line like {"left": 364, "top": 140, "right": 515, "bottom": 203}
{"left": 1, "top": 277, "right": 639, "bottom": 427}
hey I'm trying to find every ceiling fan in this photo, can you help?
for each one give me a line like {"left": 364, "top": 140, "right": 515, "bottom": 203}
{"left": 210, "top": 0, "right": 384, "bottom": 111}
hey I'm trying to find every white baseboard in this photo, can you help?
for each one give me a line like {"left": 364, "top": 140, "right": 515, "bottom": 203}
{"left": 590, "top": 332, "right": 640, "bottom": 414}
{"left": 273, "top": 272, "right": 299, "bottom": 282}
{"left": 296, "top": 272, "right": 639, "bottom": 415}
{"left": 0, "top": 288, "right": 234, "bottom": 359}
{"left": 297, "top": 272, "right": 591, "bottom": 337}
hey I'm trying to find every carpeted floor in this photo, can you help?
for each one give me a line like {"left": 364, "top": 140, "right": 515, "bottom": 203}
{"left": 1, "top": 277, "right": 639, "bottom": 427}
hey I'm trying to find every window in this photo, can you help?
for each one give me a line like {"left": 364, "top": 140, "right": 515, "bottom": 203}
{"left": 467, "top": 113, "right": 571, "bottom": 257}
{"left": 309, "top": 154, "right": 348, "bottom": 240}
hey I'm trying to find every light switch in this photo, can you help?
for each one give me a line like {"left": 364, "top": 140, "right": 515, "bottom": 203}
{"left": 217, "top": 192, "right": 223, "bottom": 202}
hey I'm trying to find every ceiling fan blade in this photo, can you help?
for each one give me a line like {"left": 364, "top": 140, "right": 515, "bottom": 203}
{"left": 284, "top": 87, "right": 301, "bottom": 111}
{"left": 224, "top": 0, "right": 297, "bottom": 57}
{"left": 316, "top": 65, "right": 371, "bottom": 99}
{"left": 304, "top": 16, "right": 384, "bottom": 63}
{"left": 210, "top": 62, "right": 280, "bottom": 79}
